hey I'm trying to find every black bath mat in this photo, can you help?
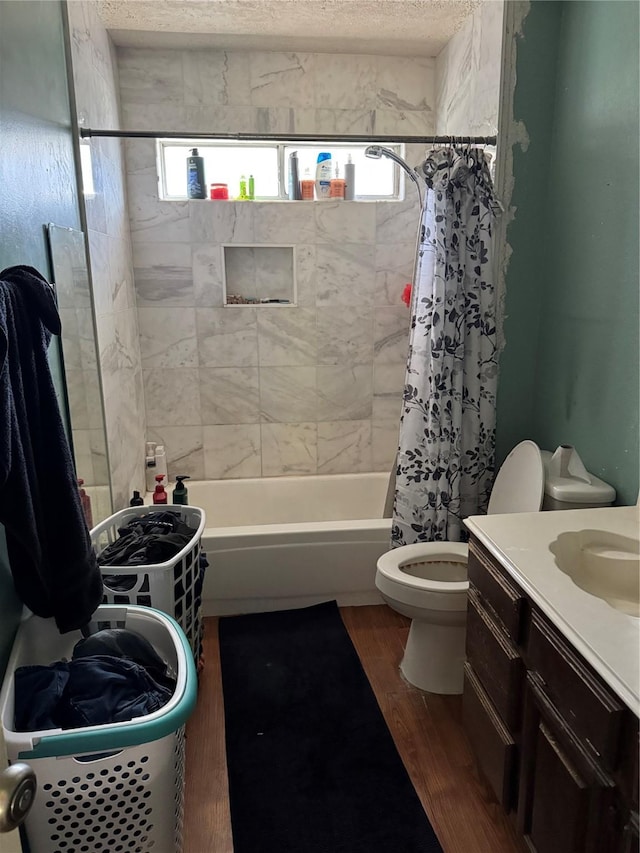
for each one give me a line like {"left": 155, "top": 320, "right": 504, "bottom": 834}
{"left": 218, "top": 600, "right": 443, "bottom": 853}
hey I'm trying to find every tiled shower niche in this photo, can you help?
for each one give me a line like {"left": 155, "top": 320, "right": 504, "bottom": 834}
{"left": 222, "top": 245, "right": 296, "bottom": 306}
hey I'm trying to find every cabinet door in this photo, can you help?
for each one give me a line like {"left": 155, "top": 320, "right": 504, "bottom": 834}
{"left": 463, "top": 663, "right": 518, "bottom": 811}
{"left": 518, "top": 673, "right": 618, "bottom": 853}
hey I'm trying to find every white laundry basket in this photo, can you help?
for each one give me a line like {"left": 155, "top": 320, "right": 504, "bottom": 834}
{"left": 0, "top": 605, "right": 197, "bottom": 853}
{"left": 91, "top": 506, "right": 206, "bottom": 661}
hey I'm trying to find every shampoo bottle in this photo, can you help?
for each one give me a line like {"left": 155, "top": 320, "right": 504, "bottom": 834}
{"left": 288, "top": 151, "right": 302, "bottom": 200}
{"left": 129, "top": 490, "right": 144, "bottom": 507}
{"left": 172, "top": 475, "right": 191, "bottom": 505}
{"left": 152, "top": 474, "right": 168, "bottom": 505}
{"left": 248, "top": 174, "right": 255, "bottom": 200}
{"left": 77, "top": 479, "right": 93, "bottom": 529}
{"left": 315, "top": 152, "right": 332, "bottom": 200}
{"left": 344, "top": 154, "right": 356, "bottom": 200}
{"left": 186, "top": 148, "right": 206, "bottom": 199}
{"left": 301, "top": 167, "right": 315, "bottom": 200}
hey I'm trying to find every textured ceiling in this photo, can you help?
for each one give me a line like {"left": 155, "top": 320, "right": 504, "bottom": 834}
{"left": 97, "top": 0, "right": 482, "bottom": 57}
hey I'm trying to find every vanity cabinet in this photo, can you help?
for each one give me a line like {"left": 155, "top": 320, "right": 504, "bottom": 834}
{"left": 463, "top": 537, "right": 639, "bottom": 853}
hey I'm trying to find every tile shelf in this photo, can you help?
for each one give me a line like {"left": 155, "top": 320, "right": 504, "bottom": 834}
{"left": 222, "top": 244, "right": 296, "bottom": 308}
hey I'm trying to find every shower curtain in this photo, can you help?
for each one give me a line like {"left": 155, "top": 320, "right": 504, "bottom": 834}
{"left": 391, "top": 146, "right": 499, "bottom": 547}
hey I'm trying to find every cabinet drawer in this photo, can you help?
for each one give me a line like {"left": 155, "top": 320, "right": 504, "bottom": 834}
{"left": 466, "top": 588, "right": 524, "bottom": 731}
{"left": 468, "top": 541, "right": 526, "bottom": 642}
{"left": 518, "top": 672, "right": 618, "bottom": 853}
{"left": 463, "top": 662, "right": 517, "bottom": 811}
{"left": 527, "top": 611, "right": 625, "bottom": 767}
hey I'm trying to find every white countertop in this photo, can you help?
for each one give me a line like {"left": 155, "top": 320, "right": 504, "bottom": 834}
{"left": 464, "top": 506, "right": 640, "bottom": 716}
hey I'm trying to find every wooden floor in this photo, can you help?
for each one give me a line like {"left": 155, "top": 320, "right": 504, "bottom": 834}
{"left": 183, "top": 605, "right": 527, "bottom": 853}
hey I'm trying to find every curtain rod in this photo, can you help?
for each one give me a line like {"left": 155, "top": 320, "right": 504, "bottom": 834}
{"left": 79, "top": 128, "right": 497, "bottom": 145}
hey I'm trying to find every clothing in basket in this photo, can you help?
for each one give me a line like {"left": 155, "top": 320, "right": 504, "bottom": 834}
{"left": 1, "top": 605, "right": 197, "bottom": 853}
{"left": 14, "top": 626, "right": 177, "bottom": 731}
{"left": 96, "top": 508, "right": 208, "bottom": 666}
{"left": 99, "top": 510, "right": 197, "bottom": 568}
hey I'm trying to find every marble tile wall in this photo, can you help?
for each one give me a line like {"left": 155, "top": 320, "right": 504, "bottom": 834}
{"left": 67, "top": 2, "right": 147, "bottom": 508}
{"left": 119, "top": 47, "right": 435, "bottom": 479}
{"left": 435, "top": 0, "right": 505, "bottom": 136}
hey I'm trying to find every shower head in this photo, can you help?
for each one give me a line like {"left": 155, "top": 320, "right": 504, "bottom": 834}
{"left": 365, "top": 145, "right": 384, "bottom": 159}
{"left": 364, "top": 145, "right": 422, "bottom": 206}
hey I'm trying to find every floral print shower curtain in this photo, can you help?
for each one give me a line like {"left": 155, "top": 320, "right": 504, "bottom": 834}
{"left": 391, "top": 147, "right": 499, "bottom": 546}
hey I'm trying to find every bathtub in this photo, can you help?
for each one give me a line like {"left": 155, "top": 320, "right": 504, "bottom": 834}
{"left": 190, "top": 473, "right": 392, "bottom": 616}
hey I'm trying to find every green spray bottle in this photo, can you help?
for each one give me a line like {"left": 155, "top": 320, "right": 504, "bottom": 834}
{"left": 172, "top": 475, "right": 190, "bottom": 505}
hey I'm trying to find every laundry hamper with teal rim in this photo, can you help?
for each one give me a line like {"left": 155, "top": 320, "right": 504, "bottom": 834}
{"left": 91, "top": 505, "right": 206, "bottom": 663}
{"left": 0, "top": 605, "right": 197, "bottom": 853}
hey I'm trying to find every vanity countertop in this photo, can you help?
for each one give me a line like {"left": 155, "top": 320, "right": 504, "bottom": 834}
{"left": 464, "top": 505, "right": 640, "bottom": 715}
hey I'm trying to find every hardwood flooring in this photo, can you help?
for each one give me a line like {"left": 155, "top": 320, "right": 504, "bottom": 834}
{"left": 183, "top": 605, "right": 527, "bottom": 853}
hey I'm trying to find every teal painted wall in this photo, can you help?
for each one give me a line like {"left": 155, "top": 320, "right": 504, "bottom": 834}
{"left": 0, "top": 1, "right": 81, "bottom": 676}
{"left": 497, "top": 0, "right": 639, "bottom": 506}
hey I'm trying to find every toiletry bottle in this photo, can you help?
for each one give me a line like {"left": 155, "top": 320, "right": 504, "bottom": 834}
{"left": 315, "top": 152, "right": 332, "bottom": 200}
{"left": 288, "top": 151, "right": 302, "bottom": 200}
{"left": 155, "top": 445, "right": 167, "bottom": 484}
{"left": 172, "top": 475, "right": 191, "bottom": 505}
{"left": 301, "top": 167, "right": 315, "bottom": 200}
{"left": 152, "top": 474, "right": 168, "bottom": 505}
{"left": 145, "top": 441, "right": 157, "bottom": 492}
{"left": 330, "top": 162, "right": 345, "bottom": 199}
{"left": 187, "top": 148, "right": 207, "bottom": 199}
{"left": 77, "top": 478, "right": 93, "bottom": 529}
{"left": 248, "top": 174, "right": 255, "bottom": 200}
{"left": 129, "top": 490, "right": 144, "bottom": 507}
{"left": 238, "top": 175, "right": 247, "bottom": 199}
{"left": 344, "top": 154, "right": 356, "bottom": 200}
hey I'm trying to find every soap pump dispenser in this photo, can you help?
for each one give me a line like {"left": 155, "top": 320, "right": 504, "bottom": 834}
{"left": 130, "top": 490, "right": 144, "bottom": 507}
{"left": 152, "top": 474, "right": 168, "bottom": 505}
{"left": 172, "top": 475, "right": 191, "bottom": 505}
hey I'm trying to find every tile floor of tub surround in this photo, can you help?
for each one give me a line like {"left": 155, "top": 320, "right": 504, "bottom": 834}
{"left": 183, "top": 606, "right": 528, "bottom": 853}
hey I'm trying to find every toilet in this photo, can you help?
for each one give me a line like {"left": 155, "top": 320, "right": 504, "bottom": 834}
{"left": 375, "top": 440, "right": 615, "bottom": 694}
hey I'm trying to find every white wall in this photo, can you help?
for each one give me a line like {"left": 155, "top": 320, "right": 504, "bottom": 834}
{"left": 118, "top": 48, "right": 436, "bottom": 479}
{"left": 436, "top": 0, "right": 504, "bottom": 136}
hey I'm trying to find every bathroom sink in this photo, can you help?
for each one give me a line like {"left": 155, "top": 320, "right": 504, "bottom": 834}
{"left": 550, "top": 530, "right": 640, "bottom": 617}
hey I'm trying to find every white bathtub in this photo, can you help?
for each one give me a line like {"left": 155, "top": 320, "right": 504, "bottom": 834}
{"left": 191, "top": 473, "right": 392, "bottom": 616}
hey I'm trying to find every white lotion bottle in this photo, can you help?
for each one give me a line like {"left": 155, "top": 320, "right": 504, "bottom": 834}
{"left": 344, "top": 154, "right": 356, "bottom": 200}
{"left": 155, "top": 445, "right": 168, "bottom": 485}
{"left": 315, "top": 152, "right": 332, "bottom": 200}
{"left": 145, "top": 441, "right": 157, "bottom": 492}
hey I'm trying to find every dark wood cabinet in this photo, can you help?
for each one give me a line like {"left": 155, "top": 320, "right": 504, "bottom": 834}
{"left": 464, "top": 537, "right": 639, "bottom": 853}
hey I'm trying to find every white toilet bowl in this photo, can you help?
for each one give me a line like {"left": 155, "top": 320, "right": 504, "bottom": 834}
{"left": 376, "top": 543, "right": 469, "bottom": 693}
{"left": 376, "top": 440, "right": 547, "bottom": 694}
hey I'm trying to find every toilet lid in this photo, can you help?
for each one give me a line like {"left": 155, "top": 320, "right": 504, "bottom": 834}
{"left": 488, "top": 440, "right": 544, "bottom": 515}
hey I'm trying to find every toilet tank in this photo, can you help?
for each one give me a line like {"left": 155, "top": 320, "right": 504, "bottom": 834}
{"left": 541, "top": 446, "right": 616, "bottom": 510}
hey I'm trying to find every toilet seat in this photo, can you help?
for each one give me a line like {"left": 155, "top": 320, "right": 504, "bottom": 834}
{"left": 487, "top": 439, "right": 544, "bottom": 515}
{"left": 376, "top": 542, "right": 469, "bottom": 613}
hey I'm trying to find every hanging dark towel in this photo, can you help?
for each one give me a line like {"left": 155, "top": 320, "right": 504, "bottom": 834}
{"left": 0, "top": 265, "right": 103, "bottom": 632}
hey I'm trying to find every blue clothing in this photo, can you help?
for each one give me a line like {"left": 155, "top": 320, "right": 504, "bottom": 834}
{"left": 14, "top": 655, "right": 174, "bottom": 731}
{"left": 0, "top": 265, "right": 102, "bottom": 632}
